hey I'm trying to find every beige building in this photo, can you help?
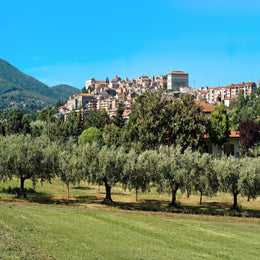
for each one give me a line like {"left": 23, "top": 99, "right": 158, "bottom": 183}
{"left": 66, "top": 93, "right": 95, "bottom": 111}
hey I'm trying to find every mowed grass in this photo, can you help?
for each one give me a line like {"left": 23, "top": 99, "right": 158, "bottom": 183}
{"left": 0, "top": 179, "right": 259, "bottom": 216}
{"left": 0, "top": 202, "right": 260, "bottom": 260}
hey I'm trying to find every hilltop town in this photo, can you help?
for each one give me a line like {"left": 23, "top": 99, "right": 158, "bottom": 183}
{"left": 58, "top": 70, "right": 259, "bottom": 120}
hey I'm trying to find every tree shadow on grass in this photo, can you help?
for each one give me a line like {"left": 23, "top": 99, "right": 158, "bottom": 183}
{"left": 114, "top": 199, "right": 260, "bottom": 218}
{"left": 1, "top": 186, "right": 54, "bottom": 204}
{"left": 54, "top": 195, "right": 103, "bottom": 205}
{"left": 73, "top": 186, "right": 94, "bottom": 191}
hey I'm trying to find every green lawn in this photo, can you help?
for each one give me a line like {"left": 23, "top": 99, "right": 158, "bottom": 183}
{"left": 0, "top": 180, "right": 260, "bottom": 259}
{"left": 0, "top": 202, "right": 259, "bottom": 260}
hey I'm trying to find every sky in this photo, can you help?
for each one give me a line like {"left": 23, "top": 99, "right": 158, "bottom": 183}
{"left": 1, "top": 0, "right": 260, "bottom": 89}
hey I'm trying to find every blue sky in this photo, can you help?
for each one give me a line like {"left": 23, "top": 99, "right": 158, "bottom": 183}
{"left": 1, "top": 0, "right": 260, "bottom": 89}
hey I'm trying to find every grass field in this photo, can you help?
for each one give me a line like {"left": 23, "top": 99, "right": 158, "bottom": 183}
{"left": 0, "top": 180, "right": 260, "bottom": 259}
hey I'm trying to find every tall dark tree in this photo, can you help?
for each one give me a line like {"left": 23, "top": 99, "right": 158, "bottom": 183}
{"left": 238, "top": 120, "right": 260, "bottom": 153}
{"left": 102, "top": 124, "right": 122, "bottom": 147}
{"left": 128, "top": 90, "right": 169, "bottom": 150}
{"left": 84, "top": 110, "right": 110, "bottom": 130}
{"left": 66, "top": 111, "right": 83, "bottom": 140}
{"left": 129, "top": 91, "right": 206, "bottom": 151}
{"left": 113, "top": 102, "right": 125, "bottom": 128}
{"left": 5, "top": 108, "right": 31, "bottom": 135}
{"left": 169, "top": 95, "right": 206, "bottom": 150}
{"left": 209, "top": 103, "right": 230, "bottom": 150}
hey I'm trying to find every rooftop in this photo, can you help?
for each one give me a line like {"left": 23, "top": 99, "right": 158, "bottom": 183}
{"left": 194, "top": 100, "right": 215, "bottom": 113}
{"left": 168, "top": 71, "right": 188, "bottom": 75}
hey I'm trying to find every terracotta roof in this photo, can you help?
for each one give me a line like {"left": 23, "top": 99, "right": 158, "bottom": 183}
{"left": 229, "top": 130, "right": 240, "bottom": 138}
{"left": 204, "top": 130, "right": 240, "bottom": 139}
{"left": 211, "top": 86, "right": 221, "bottom": 90}
{"left": 123, "top": 110, "right": 131, "bottom": 116}
{"left": 76, "top": 93, "right": 93, "bottom": 97}
{"left": 194, "top": 100, "right": 215, "bottom": 113}
{"left": 168, "top": 71, "right": 188, "bottom": 75}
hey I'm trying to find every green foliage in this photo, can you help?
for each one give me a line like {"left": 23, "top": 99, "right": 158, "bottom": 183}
{"left": 170, "top": 95, "right": 206, "bottom": 150}
{"left": 209, "top": 103, "right": 230, "bottom": 148}
{"left": 239, "top": 157, "right": 260, "bottom": 201}
{"left": 81, "top": 86, "right": 88, "bottom": 93}
{"left": 129, "top": 91, "right": 206, "bottom": 151}
{"left": 91, "top": 145, "right": 126, "bottom": 203}
{"left": 214, "top": 156, "right": 260, "bottom": 209}
{"left": 128, "top": 90, "right": 168, "bottom": 150}
{"left": 84, "top": 110, "right": 110, "bottom": 130}
{"left": 102, "top": 124, "right": 122, "bottom": 147}
{"left": 5, "top": 108, "right": 31, "bottom": 135}
{"left": 215, "top": 156, "right": 242, "bottom": 209}
{"left": 229, "top": 88, "right": 260, "bottom": 128}
{"left": 38, "top": 107, "right": 56, "bottom": 122}
{"left": 157, "top": 146, "right": 185, "bottom": 206}
{"left": 66, "top": 111, "right": 83, "bottom": 140}
{"left": 191, "top": 152, "right": 218, "bottom": 204}
{"left": 1, "top": 135, "right": 58, "bottom": 198}
{"left": 123, "top": 149, "right": 157, "bottom": 201}
{"left": 113, "top": 102, "right": 125, "bottom": 128}
{"left": 58, "top": 139, "right": 84, "bottom": 197}
{"left": 79, "top": 127, "right": 104, "bottom": 146}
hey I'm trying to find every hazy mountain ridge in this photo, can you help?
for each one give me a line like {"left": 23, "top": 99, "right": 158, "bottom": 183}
{"left": 0, "top": 59, "right": 80, "bottom": 112}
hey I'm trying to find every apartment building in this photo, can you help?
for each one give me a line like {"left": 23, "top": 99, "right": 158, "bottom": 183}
{"left": 167, "top": 71, "right": 189, "bottom": 91}
{"left": 207, "top": 82, "right": 257, "bottom": 104}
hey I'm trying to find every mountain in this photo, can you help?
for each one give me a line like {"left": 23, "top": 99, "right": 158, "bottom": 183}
{"left": 0, "top": 59, "right": 80, "bottom": 112}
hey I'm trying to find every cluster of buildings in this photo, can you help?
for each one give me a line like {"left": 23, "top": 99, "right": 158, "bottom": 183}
{"left": 196, "top": 81, "right": 258, "bottom": 106}
{"left": 58, "top": 69, "right": 259, "bottom": 123}
{"left": 58, "top": 71, "right": 192, "bottom": 118}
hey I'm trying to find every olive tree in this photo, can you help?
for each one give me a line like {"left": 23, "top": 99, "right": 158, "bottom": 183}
{"left": 192, "top": 152, "right": 218, "bottom": 204}
{"left": 58, "top": 139, "right": 84, "bottom": 198}
{"left": 239, "top": 157, "right": 260, "bottom": 201}
{"left": 90, "top": 145, "right": 126, "bottom": 204}
{"left": 123, "top": 149, "right": 157, "bottom": 201}
{"left": 215, "top": 156, "right": 242, "bottom": 209}
{"left": 157, "top": 146, "right": 185, "bottom": 206}
{"left": 3, "top": 135, "right": 58, "bottom": 198}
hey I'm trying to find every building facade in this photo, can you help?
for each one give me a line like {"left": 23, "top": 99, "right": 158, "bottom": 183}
{"left": 167, "top": 71, "right": 189, "bottom": 91}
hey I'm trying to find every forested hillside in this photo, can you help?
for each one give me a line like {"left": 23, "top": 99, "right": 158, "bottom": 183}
{"left": 0, "top": 59, "right": 80, "bottom": 112}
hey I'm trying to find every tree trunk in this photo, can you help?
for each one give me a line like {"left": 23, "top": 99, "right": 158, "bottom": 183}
{"left": 233, "top": 192, "right": 238, "bottom": 210}
{"left": 136, "top": 188, "right": 138, "bottom": 202}
{"left": 103, "top": 180, "right": 113, "bottom": 204}
{"left": 19, "top": 177, "right": 26, "bottom": 199}
{"left": 170, "top": 187, "right": 178, "bottom": 206}
{"left": 200, "top": 191, "right": 203, "bottom": 205}
{"left": 67, "top": 183, "right": 70, "bottom": 198}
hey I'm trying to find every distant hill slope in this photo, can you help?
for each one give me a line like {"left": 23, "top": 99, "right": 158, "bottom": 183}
{"left": 0, "top": 59, "right": 80, "bottom": 112}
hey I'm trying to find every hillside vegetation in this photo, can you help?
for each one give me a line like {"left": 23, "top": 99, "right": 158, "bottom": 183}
{"left": 0, "top": 59, "right": 80, "bottom": 112}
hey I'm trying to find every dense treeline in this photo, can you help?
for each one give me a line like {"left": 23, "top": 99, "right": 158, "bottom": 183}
{"left": 0, "top": 91, "right": 259, "bottom": 210}
{"left": 229, "top": 88, "right": 260, "bottom": 128}
{"left": 0, "top": 135, "right": 259, "bottom": 209}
